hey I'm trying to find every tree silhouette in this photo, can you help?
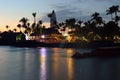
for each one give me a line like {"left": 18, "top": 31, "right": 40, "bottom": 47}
{"left": 27, "top": 23, "right": 30, "bottom": 28}
{"left": 31, "top": 20, "right": 43, "bottom": 35}
{"left": 32, "top": 12, "right": 36, "bottom": 24}
{"left": 35, "top": 20, "right": 43, "bottom": 35}
{"left": 115, "top": 16, "right": 120, "bottom": 23}
{"left": 77, "top": 20, "right": 83, "bottom": 26}
{"left": 48, "top": 13, "right": 52, "bottom": 18}
{"left": 65, "top": 18, "right": 77, "bottom": 29}
{"left": 113, "top": 5, "right": 120, "bottom": 23}
{"left": 13, "top": 28, "right": 17, "bottom": 32}
{"left": 6, "top": 25, "right": 9, "bottom": 31}
{"left": 104, "top": 21, "right": 120, "bottom": 40}
{"left": 75, "top": 20, "right": 83, "bottom": 38}
{"left": 13, "top": 6, "right": 120, "bottom": 42}
{"left": 106, "top": 5, "right": 120, "bottom": 21}
{"left": 113, "top": 5, "right": 120, "bottom": 16}
{"left": 106, "top": 6, "right": 115, "bottom": 20}
{"left": 17, "top": 24, "right": 22, "bottom": 32}
{"left": 19, "top": 17, "right": 29, "bottom": 28}
{"left": 91, "top": 12, "right": 100, "bottom": 20}
{"left": 91, "top": 12, "right": 104, "bottom": 25}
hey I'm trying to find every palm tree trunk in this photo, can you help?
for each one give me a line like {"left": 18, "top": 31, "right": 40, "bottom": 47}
{"left": 111, "top": 14, "right": 113, "bottom": 21}
{"left": 115, "top": 12, "right": 117, "bottom": 17}
{"left": 19, "top": 28, "right": 22, "bottom": 32}
{"left": 34, "top": 17, "right": 36, "bottom": 24}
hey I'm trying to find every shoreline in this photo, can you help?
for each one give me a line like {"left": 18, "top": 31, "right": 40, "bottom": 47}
{"left": 0, "top": 40, "right": 120, "bottom": 48}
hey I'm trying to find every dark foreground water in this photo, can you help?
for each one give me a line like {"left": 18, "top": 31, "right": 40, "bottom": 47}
{"left": 0, "top": 46, "right": 120, "bottom": 80}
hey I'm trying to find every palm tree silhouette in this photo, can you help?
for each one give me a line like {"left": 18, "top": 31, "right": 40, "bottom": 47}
{"left": 65, "top": 18, "right": 76, "bottom": 29}
{"left": 19, "top": 17, "right": 29, "bottom": 28}
{"left": 113, "top": 5, "right": 120, "bottom": 16}
{"left": 13, "top": 28, "right": 17, "bottom": 32}
{"left": 32, "top": 12, "right": 36, "bottom": 24}
{"left": 115, "top": 16, "right": 120, "bottom": 23}
{"left": 106, "top": 6, "right": 114, "bottom": 20}
{"left": 91, "top": 12, "right": 104, "bottom": 26}
{"left": 113, "top": 5, "right": 120, "bottom": 23}
{"left": 106, "top": 5, "right": 120, "bottom": 21}
{"left": 6, "top": 25, "right": 9, "bottom": 31}
{"left": 27, "top": 23, "right": 30, "bottom": 28}
{"left": 91, "top": 12, "right": 100, "bottom": 22}
{"left": 38, "top": 20, "right": 42, "bottom": 25}
{"left": 36, "top": 20, "right": 43, "bottom": 35}
{"left": 77, "top": 20, "right": 83, "bottom": 26}
{"left": 17, "top": 24, "right": 22, "bottom": 32}
{"left": 48, "top": 13, "right": 52, "bottom": 18}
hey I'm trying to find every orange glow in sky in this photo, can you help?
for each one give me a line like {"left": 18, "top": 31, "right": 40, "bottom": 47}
{"left": 0, "top": 0, "right": 119, "bottom": 32}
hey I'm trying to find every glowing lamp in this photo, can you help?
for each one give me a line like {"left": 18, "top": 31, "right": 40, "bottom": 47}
{"left": 64, "top": 33, "right": 68, "bottom": 36}
{"left": 41, "top": 35, "right": 45, "bottom": 38}
{"left": 25, "top": 34, "right": 29, "bottom": 40}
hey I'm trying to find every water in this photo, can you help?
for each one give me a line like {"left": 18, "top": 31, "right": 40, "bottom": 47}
{"left": 0, "top": 46, "right": 120, "bottom": 80}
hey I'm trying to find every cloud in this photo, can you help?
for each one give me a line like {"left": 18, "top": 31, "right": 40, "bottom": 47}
{"left": 41, "top": 0, "right": 120, "bottom": 24}
{"left": 75, "top": 0, "right": 120, "bottom": 7}
{"left": 55, "top": 8, "right": 83, "bottom": 22}
{"left": 76, "top": 0, "right": 120, "bottom": 2}
{"left": 41, "top": 4, "right": 84, "bottom": 22}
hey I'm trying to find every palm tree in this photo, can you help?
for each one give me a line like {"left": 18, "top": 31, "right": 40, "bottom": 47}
{"left": 106, "top": 5, "right": 120, "bottom": 21}
{"left": 113, "top": 5, "right": 120, "bottom": 23}
{"left": 19, "top": 17, "right": 29, "bottom": 28}
{"left": 75, "top": 20, "right": 83, "bottom": 38}
{"left": 36, "top": 20, "right": 43, "bottom": 35}
{"left": 26, "top": 27, "right": 31, "bottom": 36}
{"left": 48, "top": 13, "right": 52, "bottom": 18}
{"left": 6, "top": 25, "right": 9, "bottom": 31}
{"left": 106, "top": 6, "right": 114, "bottom": 20}
{"left": 32, "top": 12, "right": 36, "bottom": 24}
{"left": 91, "top": 12, "right": 99, "bottom": 17}
{"left": 38, "top": 20, "right": 42, "bottom": 25}
{"left": 77, "top": 20, "right": 83, "bottom": 26}
{"left": 31, "top": 23, "right": 36, "bottom": 31}
{"left": 13, "top": 28, "right": 17, "bottom": 32}
{"left": 105, "top": 21, "right": 120, "bottom": 40}
{"left": 113, "top": 5, "right": 120, "bottom": 16}
{"left": 27, "top": 23, "right": 30, "bottom": 28}
{"left": 115, "top": 16, "right": 120, "bottom": 23}
{"left": 17, "top": 24, "right": 22, "bottom": 32}
{"left": 65, "top": 18, "right": 76, "bottom": 29}
{"left": 91, "top": 12, "right": 100, "bottom": 23}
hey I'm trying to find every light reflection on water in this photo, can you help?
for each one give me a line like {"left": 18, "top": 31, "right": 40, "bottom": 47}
{"left": 38, "top": 48, "right": 75, "bottom": 80}
{"left": 0, "top": 46, "right": 120, "bottom": 80}
{"left": 39, "top": 48, "right": 47, "bottom": 80}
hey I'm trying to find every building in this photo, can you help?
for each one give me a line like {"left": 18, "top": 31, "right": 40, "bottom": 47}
{"left": 48, "top": 10, "right": 57, "bottom": 28}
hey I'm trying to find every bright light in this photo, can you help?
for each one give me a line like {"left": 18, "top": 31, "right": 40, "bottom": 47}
{"left": 41, "top": 35, "right": 45, "bottom": 38}
{"left": 64, "top": 33, "right": 68, "bottom": 36}
{"left": 25, "top": 34, "right": 29, "bottom": 40}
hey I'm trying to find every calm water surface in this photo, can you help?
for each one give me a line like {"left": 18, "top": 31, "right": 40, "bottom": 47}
{"left": 0, "top": 46, "right": 120, "bottom": 80}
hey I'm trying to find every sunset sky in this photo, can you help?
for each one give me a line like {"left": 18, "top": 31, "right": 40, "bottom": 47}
{"left": 0, "top": 0, "right": 119, "bottom": 31}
